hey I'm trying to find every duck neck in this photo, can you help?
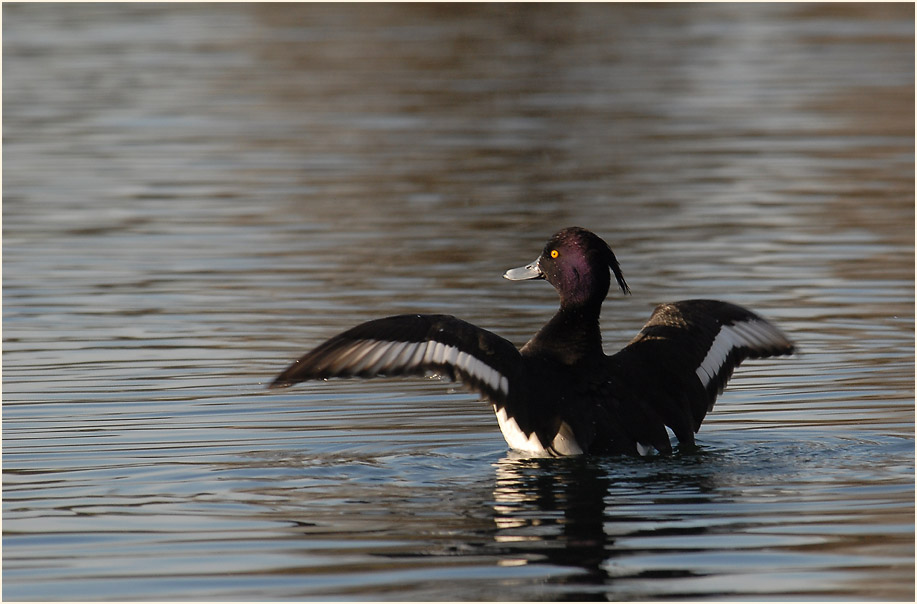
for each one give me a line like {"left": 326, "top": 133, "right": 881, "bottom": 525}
{"left": 525, "top": 302, "right": 605, "bottom": 365}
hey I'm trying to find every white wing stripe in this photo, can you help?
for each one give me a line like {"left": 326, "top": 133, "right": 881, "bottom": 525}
{"left": 444, "top": 345, "right": 458, "bottom": 366}
{"left": 737, "top": 319, "right": 784, "bottom": 347}
{"left": 456, "top": 351, "right": 481, "bottom": 380}
{"left": 407, "top": 341, "right": 428, "bottom": 368}
{"left": 360, "top": 341, "right": 402, "bottom": 373}
{"left": 389, "top": 341, "right": 423, "bottom": 368}
{"left": 338, "top": 339, "right": 509, "bottom": 396}
{"left": 696, "top": 319, "right": 788, "bottom": 387}
{"left": 429, "top": 341, "right": 444, "bottom": 364}
{"left": 696, "top": 324, "right": 741, "bottom": 387}
{"left": 367, "top": 341, "right": 409, "bottom": 373}
{"left": 338, "top": 340, "right": 378, "bottom": 372}
{"left": 481, "top": 366, "right": 494, "bottom": 391}
{"left": 455, "top": 351, "right": 472, "bottom": 374}
{"left": 730, "top": 321, "right": 768, "bottom": 346}
{"left": 434, "top": 341, "right": 450, "bottom": 364}
{"left": 421, "top": 340, "right": 437, "bottom": 364}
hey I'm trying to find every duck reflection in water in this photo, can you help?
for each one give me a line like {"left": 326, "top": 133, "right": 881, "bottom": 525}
{"left": 490, "top": 452, "right": 720, "bottom": 596}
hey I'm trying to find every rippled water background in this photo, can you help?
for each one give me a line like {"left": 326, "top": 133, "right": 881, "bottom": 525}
{"left": 3, "top": 3, "right": 914, "bottom": 601}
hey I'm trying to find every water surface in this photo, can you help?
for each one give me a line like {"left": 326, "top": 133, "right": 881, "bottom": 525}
{"left": 3, "top": 3, "right": 914, "bottom": 600}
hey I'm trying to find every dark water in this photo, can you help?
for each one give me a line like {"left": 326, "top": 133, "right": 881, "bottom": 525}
{"left": 3, "top": 3, "right": 914, "bottom": 600}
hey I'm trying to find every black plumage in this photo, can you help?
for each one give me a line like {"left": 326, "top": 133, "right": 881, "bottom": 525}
{"left": 271, "top": 227, "right": 795, "bottom": 456}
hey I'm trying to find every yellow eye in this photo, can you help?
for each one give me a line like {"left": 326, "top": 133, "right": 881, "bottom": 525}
{"left": 550, "top": 249, "right": 559, "bottom": 259}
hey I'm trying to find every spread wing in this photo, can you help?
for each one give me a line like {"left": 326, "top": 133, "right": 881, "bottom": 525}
{"left": 270, "top": 314, "right": 522, "bottom": 406}
{"left": 610, "top": 299, "right": 795, "bottom": 448}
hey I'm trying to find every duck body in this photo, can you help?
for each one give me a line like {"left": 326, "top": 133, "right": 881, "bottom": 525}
{"left": 271, "top": 227, "right": 795, "bottom": 457}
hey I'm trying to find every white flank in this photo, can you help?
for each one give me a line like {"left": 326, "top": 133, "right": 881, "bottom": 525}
{"left": 550, "top": 422, "right": 584, "bottom": 455}
{"left": 635, "top": 442, "right": 656, "bottom": 457}
{"left": 494, "top": 406, "right": 546, "bottom": 454}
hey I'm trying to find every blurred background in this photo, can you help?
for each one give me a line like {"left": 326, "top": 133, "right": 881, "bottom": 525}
{"left": 4, "top": 3, "right": 913, "bottom": 600}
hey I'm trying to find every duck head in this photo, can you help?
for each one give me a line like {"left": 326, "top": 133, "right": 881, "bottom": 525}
{"left": 504, "top": 227, "right": 630, "bottom": 309}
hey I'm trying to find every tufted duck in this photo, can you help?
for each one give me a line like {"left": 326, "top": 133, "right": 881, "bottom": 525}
{"left": 270, "top": 227, "right": 795, "bottom": 456}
